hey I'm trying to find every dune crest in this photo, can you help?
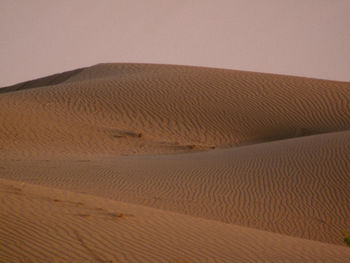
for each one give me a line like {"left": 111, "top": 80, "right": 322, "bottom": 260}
{"left": 0, "top": 67, "right": 86, "bottom": 94}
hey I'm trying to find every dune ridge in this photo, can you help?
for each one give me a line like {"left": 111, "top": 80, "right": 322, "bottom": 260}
{"left": 0, "top": 67, "right": 86, "bottom": 94}
{"left": 1, "top": 63, "right": 349, "bottom": 261}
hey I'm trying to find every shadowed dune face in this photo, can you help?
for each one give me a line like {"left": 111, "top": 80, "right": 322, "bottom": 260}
{"left": 0, "top": 63, "right": 349, "bottom": 158}
{"left": 0, "top": 68, "right": 86, "bottom": 94}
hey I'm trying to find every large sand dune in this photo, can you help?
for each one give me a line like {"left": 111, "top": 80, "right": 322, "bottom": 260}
{"left": 1, "top": 63, "right": 349, "bottom": 262}
{"left": 1, "top": 63, "right": 349, "bottom": 158}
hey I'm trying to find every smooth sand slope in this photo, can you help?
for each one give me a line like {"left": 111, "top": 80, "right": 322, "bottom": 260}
{"left": 0, "top": 63, "right": 349, "bottom": 262}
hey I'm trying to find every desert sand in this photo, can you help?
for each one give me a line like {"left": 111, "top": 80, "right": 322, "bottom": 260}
{"left": 0, "top": 63, "right": 349, "bottom": 262}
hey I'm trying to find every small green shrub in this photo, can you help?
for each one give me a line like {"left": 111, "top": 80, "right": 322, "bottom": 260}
{"left": 343, "top": 231, "right": 350, "bottom": 247}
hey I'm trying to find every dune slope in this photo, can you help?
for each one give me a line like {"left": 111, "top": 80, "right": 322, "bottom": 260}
{"left": 1, "top": 130, "right": 349, "bottom": 246}
{"left": 1, "top": 179, "right": 350, "bottom": 263}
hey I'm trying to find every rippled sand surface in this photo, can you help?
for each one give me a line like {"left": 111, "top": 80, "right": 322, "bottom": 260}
{"left": 1, "top": 63, "right": 349, "bottom": 262}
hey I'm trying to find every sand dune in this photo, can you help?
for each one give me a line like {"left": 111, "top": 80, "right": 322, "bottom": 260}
{"left": 0, "top": 63, "right": 349, "bottom": 158}
{"left": 2, "top": 179, "right": 350, "bottom": 263}
{"left": 0, "top": 63, "right": 349, "bottom": 261}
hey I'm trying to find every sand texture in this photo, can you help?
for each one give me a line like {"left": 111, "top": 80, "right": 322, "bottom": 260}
{"left": 0, "top": 63, "right": 349, "bottom": 262}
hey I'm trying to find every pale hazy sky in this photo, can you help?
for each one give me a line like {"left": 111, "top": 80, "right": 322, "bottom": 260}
{"left": 1, "top": 0, "right": 349, "bottom": 86}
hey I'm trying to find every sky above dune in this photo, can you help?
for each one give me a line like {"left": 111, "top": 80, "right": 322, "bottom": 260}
{"left": 0, "top": 0, "right": 349, "bottom": 86}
